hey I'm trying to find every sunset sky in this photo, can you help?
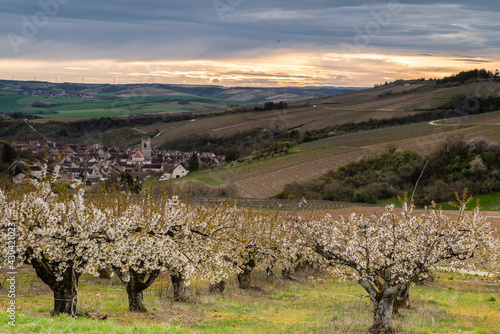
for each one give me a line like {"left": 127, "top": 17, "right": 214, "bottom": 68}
{"left": 1, "top": 0, "right": 499, "bottom": 87}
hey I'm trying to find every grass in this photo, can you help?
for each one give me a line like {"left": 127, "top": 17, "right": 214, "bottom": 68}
{"left": 196, "top": 177, "right": 224, "bottom": 186}
{"left": 1, "top": 94, "right": 254, "bottom": 119}
{"left": 0, "top": 95, "right": 41, "bottom": 112}
{"left": 1, "top": 267, "right": 499, "bottom": 333}
{"left": 379, "top": 193, "right": 500, "bottom": 211}
{"left": 0, "top": 313, "right": 186, "bottom": 334}
{"left": 437, "top": 193, "right": 500, "bottom": 211}
{"left": 0, "top": 89, "right": 19, "bottom": 95}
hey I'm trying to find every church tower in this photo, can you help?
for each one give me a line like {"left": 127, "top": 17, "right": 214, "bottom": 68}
{"left": 141, "top": 137, "right": 152, "bottom": 160}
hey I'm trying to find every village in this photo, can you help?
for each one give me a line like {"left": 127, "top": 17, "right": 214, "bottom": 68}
{"left": 9, "top": 137, "right": 224, "bottom": 185}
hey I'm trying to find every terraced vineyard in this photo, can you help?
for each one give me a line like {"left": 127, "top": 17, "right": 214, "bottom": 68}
{"left": 3, "top": 78, "right": 500, "bottom": 199}
{"left": 182, "top": 111, "right": 500, "bottom": 198}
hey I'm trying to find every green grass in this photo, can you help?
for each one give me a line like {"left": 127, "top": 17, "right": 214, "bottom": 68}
{"left": 1, "top": 266, "right": 499, "bottom": 333}
{"left": 0, "top": 312, "right": 188, "bottom": 334}
{"left": 0, "top": 89, "right": 18, "bottom": 95}
{"left": 0, "top": 95, "right": 41, "bottom": 112}
{"left": 436, "top": 193, "right": 500, "bottom": 211}
{"left": 0, "top": 94, "right": 254, "bottom": 119}
{"left": 196, "top": 177, "right": 224, "bottom": 186}
{"left": 379, "top": 193, "right": 500, "bottom": 211}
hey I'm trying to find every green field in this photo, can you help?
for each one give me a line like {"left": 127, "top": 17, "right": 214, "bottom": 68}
{"left": 195, "top": 176, "right": 224, "bottom": 186}
{"left": 0, "top": 89, "right": 19, "bottom": 95}
{"left": 1, "top": 267, "right": 499, "bottom": 333}
{"left": 379, "top": 193, "right": 500, "bottom": 211}
{"left": 0, "top": 95, "right": 41, "bottom": 112}
{"left": 1, "top": 94, "right": 255, "bottom": 119}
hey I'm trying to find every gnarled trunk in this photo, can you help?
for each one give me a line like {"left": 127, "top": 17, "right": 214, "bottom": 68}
{"left": 31, "top": 258, "right": 80, "bottom": 316}
{"left": 237, "top": 259, "right": 255, "bottom": 289}
{"left": 127, "top": 284, "right": 145, "bottom": 312}
{"left": 356, "top": 277, "right": 400, "bottom": 334}
{"left": 294, "top": 261, "right": 308, "bottom": 273}
{"left": 52, "top": 270, "right": 79, "bottom": 315}
{"left": 209, "top": 280, "right": 226, "bottom": 294}
{"left": 170, "top": 272, "right": 188, "bottom": 302}
{"left": 281, "top": 267, "right": 292, "bottom": 280}
{"left": 393, "top": 283, "right": 410, "bottom": 315}
{"left": 369, "top": 291, "right": 396, "bottom": 334}
{"left": 266, "top": 267, "right": 274, "bottom": 283}
{"left": 113, "top": 267, "right": 161, "bottom": 312}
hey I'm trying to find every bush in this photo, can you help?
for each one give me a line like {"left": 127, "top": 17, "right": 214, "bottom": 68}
{"left": 277, "top": 139, "right": 500, "bottom": 205}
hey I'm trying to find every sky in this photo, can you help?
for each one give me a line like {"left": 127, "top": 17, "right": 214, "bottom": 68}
{"left": 0, "top": 0, "right": 499, "bottom": 87}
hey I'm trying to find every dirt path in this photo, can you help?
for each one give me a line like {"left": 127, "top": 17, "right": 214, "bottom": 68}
{"left": 429, "top": 120, "right": 462, "bottom": 126}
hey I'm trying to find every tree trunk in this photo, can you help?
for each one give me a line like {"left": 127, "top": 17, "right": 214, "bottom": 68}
{"left": 126, "top": 284, "right": 146, "bottom": 312}
{"left": 237, "top": 259, "right": 255, "bottom": 289}
{"left": 170, "top": 272, "right": 188, "bottom": 302}
{"left": 209, "top": 280, "right": 226, "bottom": 294}
{"left": 294, "top": 260, "right": 315, "bottom": 273}
{"left": 52, "top": 270, "right": 79, "bottom": 316}
{"left": 237, "top": 266, "right": 253, "bottom": 289}
{"left": 31, "top": 258, "right": 80, "bottom": 316}
{"left": 113, "top": 267, "right": 161, "bottom": 312}
{"left": 294, "top": 261, "right": 306, "bottom": 273}
{"left": 266, "top": 267, "right": 274, "bottom": 283}
{"left": 393, "top": 283, "right": 410, "bottom": 315}
{"left": 281, "top": 267, "right": 292, "bottom": 280}
{"left": 98, "top": 268, "right": 111, "bottom": 279}
{"left": 368, "top": 291, "right": 396, "bottom": 334}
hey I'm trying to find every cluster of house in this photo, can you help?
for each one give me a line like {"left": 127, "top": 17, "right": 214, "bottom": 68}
{"left": 10, "top": 138, "right": 224, "bottom": 185}
{"left": 25, "top": 89, "right": 103, "bottom": 99}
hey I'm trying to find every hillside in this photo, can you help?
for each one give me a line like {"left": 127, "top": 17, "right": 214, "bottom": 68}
{"left": 170, "top": 79, "right": 500, "bottom": 198}
{"left": 184, "top": 110, "right": 500, "bottom": 198}
{"left": 2, "top": 75, "right": 500, "bottom": 198}
{"left": 0, "top": 80, "right": 358, "bottom": 120}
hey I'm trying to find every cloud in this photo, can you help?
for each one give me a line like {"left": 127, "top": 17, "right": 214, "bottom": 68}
{"left": 454, "top": 59, "right": 492, "bottom": 63}
{"left": 0, "top": 1, "right": 499, "bottom": 86}
{"left": 63, "top": 67, "right": 90, "bottom": 71}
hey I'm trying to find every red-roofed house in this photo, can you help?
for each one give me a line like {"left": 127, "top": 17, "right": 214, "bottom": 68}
{"left": 132, "top": 151, "right": 145, "bottom": 162}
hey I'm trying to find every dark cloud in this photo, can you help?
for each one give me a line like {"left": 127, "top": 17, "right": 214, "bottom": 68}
{"left": 454, "top": 59, "right": 492, "bottom": 63}
{"left": 0, "top": 1, "right": 499, "bottom": 85}
{"left": 1, "top": 0, "right": 499, "bottom": 60}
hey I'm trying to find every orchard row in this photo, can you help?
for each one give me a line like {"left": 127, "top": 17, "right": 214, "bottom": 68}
{"left": 1, "top": 164, "right": 498, "bottom": 333}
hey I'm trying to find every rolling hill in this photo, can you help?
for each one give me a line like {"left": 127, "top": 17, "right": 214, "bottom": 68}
{"left": 0, "top": 80, "right": 358, "bottom": 120}
{"left": 169, "top": 79, "right": 500, "bottom": 197}
{"left": 2, "top": 75, "right": 500, "bottom": 198}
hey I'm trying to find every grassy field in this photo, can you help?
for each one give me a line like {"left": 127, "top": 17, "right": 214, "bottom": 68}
{"left": 0, "top": 89, "right": 19, "bottom": 95}
{"left": 1, "top": 94, "right": 254, "bottom": 119}
{"left": 379, "top": 193, "right": 500, "bottom": 212}
{"left": 438, "top": 193, "right": 500, "bottom": 211}
{"left": 1, "top": 266, "right": 499, "bottom": 333}
{"left": 0, "top": 95, "right": 41, "bottom": 112}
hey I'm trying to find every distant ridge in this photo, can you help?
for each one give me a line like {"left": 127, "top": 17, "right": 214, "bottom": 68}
{"left": 0, "top": 79, "right": 360, "bottom": 104}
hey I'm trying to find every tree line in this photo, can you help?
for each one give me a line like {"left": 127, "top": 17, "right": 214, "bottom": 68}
{"left": 277, "top": 138, "right": 500, "bottom": 206}
{"left": 436, "top": 69, "right": 498, "bottom": 86}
